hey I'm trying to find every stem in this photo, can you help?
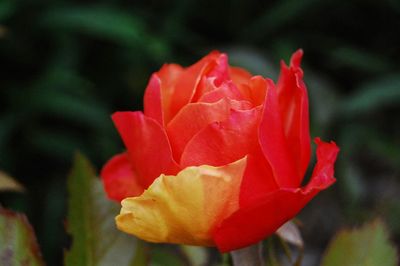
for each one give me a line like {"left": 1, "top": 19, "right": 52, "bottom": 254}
{"left": 278, "top": 236, "right": 293, "bottom": 263}
{"left": 230, "top": 242, "right": 265, "bottom": 266}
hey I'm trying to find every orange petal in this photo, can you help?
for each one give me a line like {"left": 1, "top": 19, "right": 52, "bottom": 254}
{"left": 180, "top": 107, "right": 262, "bottom": 168}
{"left": 198, "top": 80, "right": 245, "bottom": 103}
{"left": 168, "top": 52, "right": 232, "bottom": 122}
{"left": 144, "top": 64, "right": 184, "bottom": 125}
{"left": 166, "top": 99, "right": 231, "bottom": 162}
{"left": 235, "top": 76, "right": 267, "bottom": 107}
{"left": 158, "top": 63, "right": 184, "bottom": 88}
{"left": 229, "top": 66, "right": 252, "bottom": 86}
{"left": 191, "top": 53, "right": 230, "bottom": 102}
{"left": 116, "top": 157, "right": 247, "bottom": 246}
{"left": 156, "top": 63, "right": 184, "bottom": 124}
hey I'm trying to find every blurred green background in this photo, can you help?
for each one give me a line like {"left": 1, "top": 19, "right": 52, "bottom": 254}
{"left": 0, "top": 0, "right": 399, "bottom": 265}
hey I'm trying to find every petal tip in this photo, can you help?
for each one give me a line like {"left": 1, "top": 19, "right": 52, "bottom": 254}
{"left": 291, "top": 49, "right": 304, "bottom": 67}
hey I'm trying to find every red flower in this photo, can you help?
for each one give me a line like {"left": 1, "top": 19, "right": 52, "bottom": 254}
{"left": 101, "top": 50, "right": 339, "bottom": 252}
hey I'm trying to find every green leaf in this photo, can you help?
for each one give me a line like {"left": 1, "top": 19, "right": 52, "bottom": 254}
{"left": 321, "top": 219, "right": 398, "bottom": 266}
{"left": 0, "top": 207, "right": 44, "bottom": 266}
{"left": 65, "top": 153, "right": 143, "bottom": 266}
{"left": 25, "top": 88, "right": 110, "bottom": 130}
{"left": 149, "top": 247, "right": 185, "bottom": 266}
{"left": 0, "top": 0, "right": 15, "bottom": 21}
{"left": 330, "top": 47, "right": 391, "bottom": 73}
{"left": 245, "top": 0, "right": 321, "bottom": 38}
{"left": 339, "top": 74, "right": 400, "bottom": 115}
{"left": 40, "top": 6, "right": 168, "bottom": 57}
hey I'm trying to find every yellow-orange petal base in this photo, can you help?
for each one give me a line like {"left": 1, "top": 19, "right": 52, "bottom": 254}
{"left": 116, "top": 157, "right": 247, "bottom": 246}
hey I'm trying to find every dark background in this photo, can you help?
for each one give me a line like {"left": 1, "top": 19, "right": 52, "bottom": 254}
{"left": 1, "top": 0, "right": 399, "bottom": 265}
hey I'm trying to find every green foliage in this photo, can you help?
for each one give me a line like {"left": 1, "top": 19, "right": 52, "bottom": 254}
{"left": 0, "top": 207, "right": 44, "bottom": 266}
{"left": 321, "top": 219, "right": 398, "bottom": 266}
{"left": 340, "top": 74, "right": 400, "bottom": 115}
{"left": 330, "top": 47, "right": 392, "bottom": 73}
{"left": 0, "top": 0, "right": 15, "bottom": 21}
{"left": 65, "top": 153, "right": 141, "bottom": 266}
{"left": 40, "top": 5, "right": 168, "bottom": 58}
{"left": 42, "top": 6, "right": 144, "bottom": 43}
{"left": 245, "top": 0, "right": 321, "bottom": 38}
{"left": 149, "top": 247, "right": 186, "bottom": 266}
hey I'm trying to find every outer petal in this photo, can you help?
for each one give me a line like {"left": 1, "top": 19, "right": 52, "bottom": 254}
{"left": 180, "top": 107, "right": 262, "bottom": 168}
{"left": 277, "top": 49, "right": 311, "bottom": 178}
{"left": 112, "top": 111, "right": 180, "bottom": 189}
{"left": 116, "top": 157, "right": 247, "bottom": 246}
{"left": 101, "top": 153, "right": 143, "bottom": 201}
{"left": 143, "top": 74, "right": 164, "bottom": 125}
{"left": 213, "top": 139, "right": 339, "bottom": 252}
{"left": 144, "top": 64, "right": 184, "bottom": 125}
{"left": 157, "top": 63, "right": 184, "bottom": 89}
{"left": 238, "top": 148, "right": 279, "bottom": 208}
{"left": 166, "top": 99, "right": 231, "bottom": 162}
{"left": 258, "top": 78, "right": 299, "bottom": 188}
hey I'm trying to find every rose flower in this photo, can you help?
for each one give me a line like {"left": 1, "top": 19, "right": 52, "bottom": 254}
{"left": 101, "top": 50, "right": 339, "bottom": 252}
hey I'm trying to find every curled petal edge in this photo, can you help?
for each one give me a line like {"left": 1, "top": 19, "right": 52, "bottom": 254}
{"left": 213, "top": 138, "right": 339, "bottom": 252}
{"left": 277, "top": 49, "right": 311, "bottom": 180}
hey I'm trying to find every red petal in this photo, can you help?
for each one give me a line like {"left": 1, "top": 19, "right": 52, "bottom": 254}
{"left": 166, "top": 99, "right": 231, "bottom": 162}
{"left": 180, "top": 107, "right": 262, "bottom": 168}
{"left": 144, "top": 64, "right": 183, "bottom": 125}
{"left": 143, "top": 74, "right": 164, "bottom": 125}
{"left": 304, "top": 138, "right": 339, "bottom": 192}
{"left": 213, "top": 139, "right": 339, "bottom": 252}
{"left": 277, "top": 49, "right": 311, "bottom": 178}
{"left": 101, "top": 153, "right": 143, "bottom": 201}
{"left": 238, "top": 148, "right": 279, "bottom": 208}
{"left": 112, "top": 111, "right": 180, "bottom": 188}
{"left": 258, "top": 78, "right": 299, "bottom": 188}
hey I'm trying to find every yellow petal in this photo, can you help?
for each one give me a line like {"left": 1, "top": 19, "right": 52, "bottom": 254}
{"left": 116, "top": 157, "right": 247, "bottom": 246}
